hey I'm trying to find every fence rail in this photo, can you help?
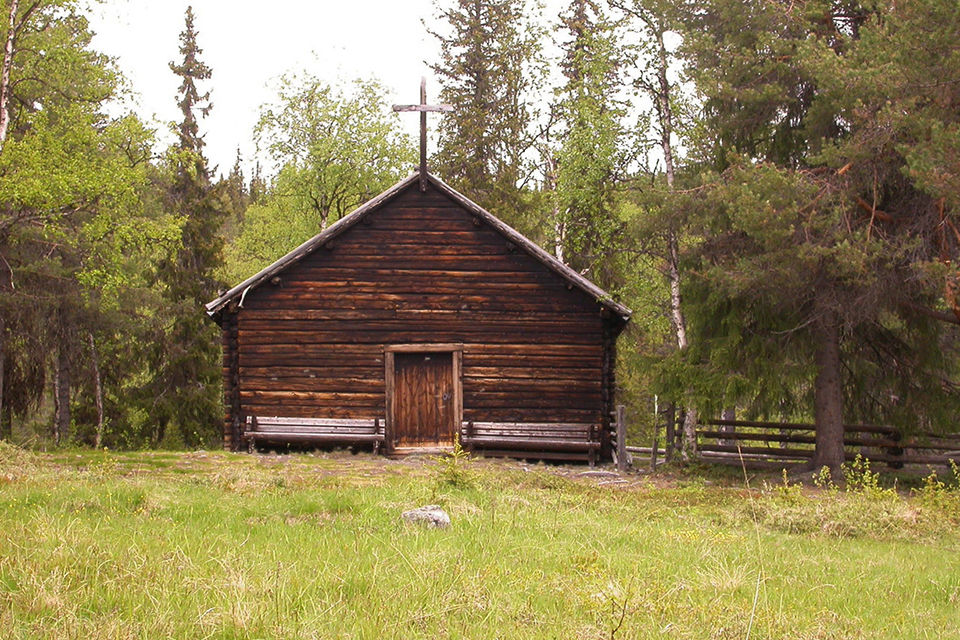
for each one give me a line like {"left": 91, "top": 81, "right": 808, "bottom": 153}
{"left": 625, "top": 408, "right": 960, "bottom": 470}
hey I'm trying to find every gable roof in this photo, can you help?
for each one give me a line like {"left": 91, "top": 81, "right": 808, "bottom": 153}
{"left": 206, "top": 171, "right": 632, "bottom": 323}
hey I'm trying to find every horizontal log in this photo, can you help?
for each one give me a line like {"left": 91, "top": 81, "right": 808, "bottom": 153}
{"left": 465, "top": 378, "right": 600, "bottom": 391}
{"left": 698, "top": 444, "right": 815, "bottom": 460}
{"left": 288, "top": 256, "right": 550, "bottom": 275}
{"left": 901, "top": 438, "right": 960, "bottom": 450}
{"left": 250, "top": 428, "right": 385, "bottom": 438}
{"left": 239, "top": 342, "right": 601, "bottom": 360}
{"left": 384, "top": 190, "right": 456, "bottom": 207}
{"left": 245, "top": 433, "right": 384, "bottom": 444}
{"left": 463, "top": 438, "right": 599, "bottom": 452}
{"left": 465, "top": 343, "right": 602, "bottom": 356}
{"left": 244, "top": 296, "right": 595, "bottom": 315}
{"left": 242, "top": 405, "right": 384, "bottom": 419}
{"left": 465, "top": 421, "right": 596, "bottom": 429}
{"left": 330, "top": 229, "right": 508, "bottom": 246}
{"left": 239, "top": 317, "right": 601, "bottom": 335}
{"left": 249, "top": 281, "right": 589, "bottom": 301}
{"left": 248, "top": 423, "right": 382, "bottom": 433}
{"left": 464, "top": 409, "right": 602, "bottom": 422}
{"left": 464, "top": 395, "right": 601, "bottom": 410}
{"left": 360, "top": 215, "right": 481, "bottom": 232}
{"left": 240, "top": 390, "right": 383, "bottom": 403}
{"left": 697, "top": 430, "right": 903, "bottom": 449}
{"left": 464, "top": 365, "right": 600, "bottom": 377}
{"left": 261, "top": 280, "right": 578, "bottom": 297}
{"left": 250, "top": 416, "right": 379, "bottom": 427}
{"left": 879, "top": 453, "right": 960, "bottom": 465}
{"left": 376, "top": 204, "right": 472, "bottom": 216}
{"left": 703, "top": 419, "right": 900, "bottom": 436}
{"left": 239, "top": 355, "right": 385, "bottom": 369}
{"left": 238, "top": 330, "right": 602, "bottom": 347}
{"left": 468, "top": 449, "right": 594, "bottom": 461}
{"left": 463, "top": 354, "right": 603, "bottom": 369}
{"left": 239, "top": 365, "right": 384, "bottom": 379}
{"left": 248, "top": 289, "right": 585, "bottom": 305}
{"left": 240, "top": 377, "right": 384, "bottom": 393}
{"left": 700, "top": 454, "right": 805, "bottom": 471}
{"left": 277, "top": 265, "right": 561, "bottom": 284}
{"left": 237, "top": 348, "right": 602, "bottom": 369}
{"left": 465, "top": 430, "right": 595, "bottom": 439}
{"left": 240, "top": 380, "right": 596, "bottom": 396}
{"left": 239, "top": 308, "right": 599, "bottom": 323}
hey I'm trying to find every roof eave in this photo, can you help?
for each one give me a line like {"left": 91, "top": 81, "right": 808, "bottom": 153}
{"left": 205, "top": 172, "right": 420, "bottom": 317}
{"left": 424, "top": 173, "right": 633, "bottom": 322}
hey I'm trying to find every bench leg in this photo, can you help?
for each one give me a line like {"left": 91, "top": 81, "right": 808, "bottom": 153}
{"left": 247, "top": 438, "right": 255, "bottom": 454}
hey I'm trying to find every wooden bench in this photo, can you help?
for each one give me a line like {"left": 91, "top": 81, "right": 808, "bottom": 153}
{"left": 243, "top": 416, "right": 385, "bottom": 453}
{"left": 460, "top": 421, "right": 601, "bottom": 466}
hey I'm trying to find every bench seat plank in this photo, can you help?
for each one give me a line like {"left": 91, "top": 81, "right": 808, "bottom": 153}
{"left": 243, "top": 415, "right": 385, "bottom": 453}
{"left": 461, "top": 421, "right": 600, "bottom": 465}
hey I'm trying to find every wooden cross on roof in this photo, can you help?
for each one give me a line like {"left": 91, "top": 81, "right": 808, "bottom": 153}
{"left": 393, "top": 77, "right": 453, "bottom": 191}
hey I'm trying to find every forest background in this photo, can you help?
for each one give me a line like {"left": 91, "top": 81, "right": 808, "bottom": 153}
{"left": 2, "top": 0, "right": 960, "bottom": 475}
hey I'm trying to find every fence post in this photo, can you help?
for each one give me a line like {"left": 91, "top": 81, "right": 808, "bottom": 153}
{"left": 665, "top": 404, "right": 676, "bottom": 463}
{"left": 616, "top": 405, "right": 627, "bottom": 473}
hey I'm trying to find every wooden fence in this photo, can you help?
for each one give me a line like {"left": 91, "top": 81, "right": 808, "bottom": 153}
{"left": 623, "top": 408, "right": 960, "bottom": 470}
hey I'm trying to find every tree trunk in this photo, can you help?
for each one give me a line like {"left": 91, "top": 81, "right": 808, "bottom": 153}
{"left": 0, "top": 0, "right": 19, "bottom": 146}
{"left": 811, "top": 313, "right": 845, "bottom": 478}
{"left": 654, "top": 26, "right": 697, "bottom": 461}
{"left": 545, "top": 155, "right": 566, "bottom": 264}
{"left": 0, "top": 314, "right": 5, "bottom": 441}
{"left": 53, "top": 330, "right": 70, "bottom": 446}
{"left": 89, "top": 332, "right": 104, "bottom": 448}
{"left": 719, "top": 407, "right": 735, "bottom": 446}
{"left": 680, "top": 407, "right": 698, "bottom": 462}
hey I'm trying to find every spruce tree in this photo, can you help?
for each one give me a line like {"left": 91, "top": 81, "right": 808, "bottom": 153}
{"left": 430, "top": 0, "right": 544, "bottom": 227}
{"left": 659, "top": 0, "right": 960, "bottom": 475}
{"left": 149, "top": 6, "right": 226, "bottom": 448}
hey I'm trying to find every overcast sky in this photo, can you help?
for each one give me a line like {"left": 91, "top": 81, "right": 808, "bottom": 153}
{"left": 88, "top": 0, "right": 446, "bottom": 177}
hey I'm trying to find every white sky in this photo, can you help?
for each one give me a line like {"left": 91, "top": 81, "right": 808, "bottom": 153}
{"left": 88, "top": 0, "right": 446, "bottom": 178}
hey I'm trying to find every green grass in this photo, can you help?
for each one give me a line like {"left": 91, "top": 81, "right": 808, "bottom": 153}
{"left": 1, "top": 444, "right": 958, "bottom": 639}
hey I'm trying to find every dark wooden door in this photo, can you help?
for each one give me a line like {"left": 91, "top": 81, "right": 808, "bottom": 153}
{"left": 392, "top": 352, "right": 456, "bottom": 447}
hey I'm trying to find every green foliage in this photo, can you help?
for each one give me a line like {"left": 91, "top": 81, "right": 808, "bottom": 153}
{"left": 144, "top": 7, "right": 228, "bottom": 449}
{"left": 841, "top": 455, "right": 894, "bottom": 498}
{"left": 915, "top": 461, "right": 960, "bottom": 525}
{"left": 431, "top": 0, "right": 546, "bottom": 230}
{"left": 431, "top": 434, "right": 475, "bottom": 497}
{"left": 552, "top": 0, "right": 631, "bottom": 287}
{"left": 0, "top": 0, "right": 176, "bottom": 447}
{"left": 221, "top": 76, "right": 414, "bottom": 284}
{"left": 744, "top": 459, "right": 917, "bottom": 540}
{"left": 652, "top": 0, "right": 960, "bottom": 444}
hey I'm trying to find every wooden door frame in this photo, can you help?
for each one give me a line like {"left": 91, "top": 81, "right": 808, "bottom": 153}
{"left": 384, "top": 344, "right": 463, "bottom": 453}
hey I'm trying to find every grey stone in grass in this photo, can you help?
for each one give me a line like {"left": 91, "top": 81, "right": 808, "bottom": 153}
{"left": 402, "top": 504, "right": 451, "bottom": 529}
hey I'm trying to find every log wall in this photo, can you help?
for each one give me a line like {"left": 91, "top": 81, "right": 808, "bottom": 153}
{"left": 221, "top": 307, "right": 240, "bottom": 450}
{"left": 229, "top": 182, "right": 621, "bottom": 448}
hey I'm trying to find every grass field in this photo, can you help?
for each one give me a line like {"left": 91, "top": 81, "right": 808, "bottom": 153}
{"left": 0, "top": 443, "right": 958, "bottom": 639}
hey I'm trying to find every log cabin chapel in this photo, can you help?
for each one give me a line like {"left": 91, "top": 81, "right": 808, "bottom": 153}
{"left": 205, "top": 82, "right": 631, "bottom": 463}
